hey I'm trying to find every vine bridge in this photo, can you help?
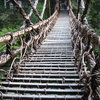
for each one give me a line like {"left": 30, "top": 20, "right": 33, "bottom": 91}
{"left": 0, "top": 0, "right": 100, "bottom": 100}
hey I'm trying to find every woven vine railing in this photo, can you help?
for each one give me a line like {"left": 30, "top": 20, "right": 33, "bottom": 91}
{"left": 0, "top": 0, "right": 59, "bottom": 66}
{"left": 69, "top": 0, "right": 100, "bottom": 100}
{"left": 0, "top": 0, "right": 99, "bottom": 99}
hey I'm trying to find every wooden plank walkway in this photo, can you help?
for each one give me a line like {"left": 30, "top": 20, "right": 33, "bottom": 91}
{"left": 0, "top": 10, "right": 83, "bottom": 100}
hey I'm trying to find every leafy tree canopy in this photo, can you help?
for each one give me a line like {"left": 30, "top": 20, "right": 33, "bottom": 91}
{"left": 88, "top": 0, "right": 100, "bottom": 30}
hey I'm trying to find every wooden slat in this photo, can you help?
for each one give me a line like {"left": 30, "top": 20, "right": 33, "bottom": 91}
{"left": 1, "top": 94, "right": 83, "bottom": 100}
{"left": 19, "top": 67, "right": 77, "bottom": 70}
{"left": 3, "top": 77, "right": 80, "bottom": 83}
{"left": 0, "top": 87, "right": 82, "bottom": 94}
{"left": 19, "top": 63, "right": 75, "bottom": 67}
{"left": 0, "top": 82, "right": 83, "bottom": 88}
{"left": 17, "top": 70, "right": 77, "bottom": 74}
{"left": 12, "top": 73, "right": 79, "bottom": 78}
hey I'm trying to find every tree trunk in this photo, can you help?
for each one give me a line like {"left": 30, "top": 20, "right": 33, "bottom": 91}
{"left": 4, "top": 0, "right": 7, "bottom": 8}
{"left": 48, "top": 0, "right": 51, "bottom": 16}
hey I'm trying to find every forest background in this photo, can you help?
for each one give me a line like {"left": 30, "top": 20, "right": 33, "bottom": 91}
{"left": 0, "top": 0, "right": 100, "bottom": 36}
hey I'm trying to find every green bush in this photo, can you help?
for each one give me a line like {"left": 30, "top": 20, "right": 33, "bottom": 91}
{"left": 95, "top": 29, "right": 100, "bottom": 35}
{"left": 0, "top": 27, "right": 20, "bottom": 37}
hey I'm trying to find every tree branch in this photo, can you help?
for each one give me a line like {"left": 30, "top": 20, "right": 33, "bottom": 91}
{"left": 76, "top": 0, "right": 81, "bottom": 19}
{"left": 81, "top": 0, "right": 91, "bottom": 23}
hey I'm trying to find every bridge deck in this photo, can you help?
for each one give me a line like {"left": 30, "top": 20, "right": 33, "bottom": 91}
{"left": 0, "top": 11, "right": 83, "bottom": 100}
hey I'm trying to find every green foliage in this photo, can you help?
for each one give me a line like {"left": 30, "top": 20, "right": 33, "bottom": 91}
{"left": 44, "top": 2, "right": 49, "bottom": 19}
{"left": 0, "top": 1, "right": 4, "bottom": 12}
{"left": 0, "top": 63, "right": 11, "bottom": 82}
{"left": 0, "top": 26, "right": 20, "bottom": 37}
{"left": 94, "top": 47, "right": 100, "bottom": 57}
{"left": 0, "top": 42, "right": 6, "bottom": 52}
{"left": 37, "top": 2, "right": 43, "bottom": 14}
{"left": 30, "top": 1, "right": 49, "bottom": 23}
{"left": 88, "top": 0, "right": 100, "bottom": 30}
{"left": 71, "top": 0, "right": 77, "bottom": 15}
{"left": 87, "top": 0, "right": 100, "bottom": 50}
{"left": 0, "top": 11, "right": 23, "bottom": 32}
{"left": 0, "top": 74, "right": 4, "bottom": 82}
{"left": 30, "top": 2, "right": 44, "bottom": 23}
{"left": 0, "top": 0, "right": 50, "bottom": 55}
{"left": 95, "top": 29, "right": 100, "bottom": 34}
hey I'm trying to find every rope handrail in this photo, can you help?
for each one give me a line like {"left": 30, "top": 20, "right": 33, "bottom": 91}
{"left": 0, "top": 11, "right": 58, "bottom": 43}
